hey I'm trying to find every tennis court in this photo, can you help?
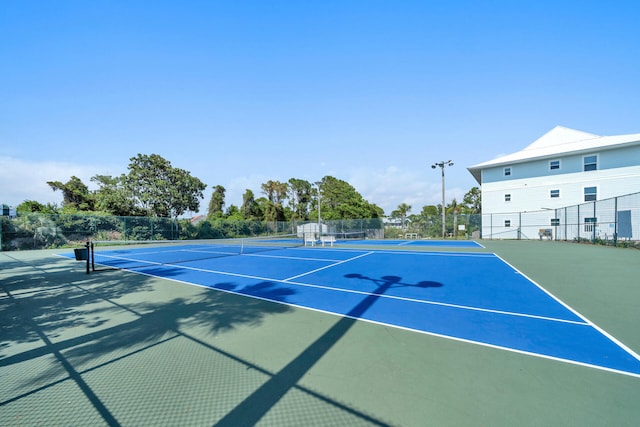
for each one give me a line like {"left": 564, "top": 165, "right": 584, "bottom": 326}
{"left": 2, "top": 239, "right": 640, "bottom": 426}
{"left": 81, "top": 240, "right": 640, "bottom": 377}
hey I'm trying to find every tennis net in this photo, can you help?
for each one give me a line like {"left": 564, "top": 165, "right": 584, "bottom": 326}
{"left": 89, "top": 234, "right": 303, "bottom": 272}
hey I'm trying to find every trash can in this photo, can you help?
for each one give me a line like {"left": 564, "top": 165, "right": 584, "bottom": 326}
{"left": 74, "top": 248, "right": 89, "bottom": 261}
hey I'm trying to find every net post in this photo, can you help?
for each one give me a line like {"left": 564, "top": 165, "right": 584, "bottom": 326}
{"left": 85, "top": 241, "right": 91, "bottom": 275}
{"left": 91, "top": 241, "right": 95, "bottom": 271}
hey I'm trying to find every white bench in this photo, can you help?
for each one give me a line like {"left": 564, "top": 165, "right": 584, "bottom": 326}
{"left": 304, "top": 233, "right": 316, "bottom": 246}
{"left": 320, "top": 235, "right": 336, "bottom": 247}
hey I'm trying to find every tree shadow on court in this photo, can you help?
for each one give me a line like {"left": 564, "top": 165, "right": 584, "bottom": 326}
{"left": 1, "top": 256, "right": 158, "bottom": 357}
{"left": 213, "top": 273, "right": 440, "bottom": 427}
{"left": 22, "top": 282, "right": 296, "bottom": 375}
{"left": 1, "top": 254, "right": 300, "bottom": 425}
{"left": 1, "top": 274, "right": 294, "bottom": 371}
{"left": 1, "top": 254, "right": 398, "bottom": 426}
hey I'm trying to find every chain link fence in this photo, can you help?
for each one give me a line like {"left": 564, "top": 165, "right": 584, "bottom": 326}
{"left": 383, "top": 212, "right": 481, "bottom": 240}
{"left": 481, "top": 192, "right": 640, "bottom": 245}
{"left": 3, "top": 192, "right": 638, "bottom": 251}
{"left": 0, "top": 214, "right": 384, "bottom": 251}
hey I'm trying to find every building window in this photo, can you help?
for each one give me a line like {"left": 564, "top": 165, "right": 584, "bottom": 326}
{"left": 584, "top": 217, "right": 597, "bottom": 232}
{"left": 583, "top": 155, "right": 598, "bottom": 171}
{"left": 549, "top": 160, "right": 561, "bottom": 170}
{"left": 550, "top": 189, "right": 560, "bottom": 198}
{"left": 505, "top": 193, "right": 511, "bottom": 202}
{"left": 504, "top": 167, "right": 511, "bottom": 176}
{"left": 505, "top": 220, "right": 511, "bottom": 227}
{"left": 551, "top": 218, "right": 560, "bottom": 226}
{"left": 584, "top": 186, "right": 597, "bottom": 202}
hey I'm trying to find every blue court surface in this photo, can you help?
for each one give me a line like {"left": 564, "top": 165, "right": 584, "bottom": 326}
{"left": 74, "top": 243, "right": 640, "bottom": 377}
{"left": 346, "top": 239, "right": 483, "bottom": 248}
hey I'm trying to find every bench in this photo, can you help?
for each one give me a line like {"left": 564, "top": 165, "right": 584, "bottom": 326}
{"left": 538, "top": 228, "right": 552, "bottom": 240}
{"left": 320, "top": 235, "right": 336, "bottom": 247}
{"left": 304, "top": 233, "right": 316, "bottom": 246}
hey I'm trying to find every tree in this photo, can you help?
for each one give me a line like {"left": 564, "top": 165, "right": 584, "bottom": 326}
{"left": 254, "top": 197, "right": 270, "bottom": 221}
{"left": 287, "top": 178, "right": 312, "bottom": 222}
{"left": 420, "top": 205, "right": 438, "bottom": 216}
{"left": 207, "top": 185, "right": 226, "bottom": 220}
{"left": 462, "top": 186, "right": 481, "bottom": 214}
{"left": 418, "top": 205, "right": 441, "bottom": 238}
{"left": 241, "top": 189, "right": 261, "bottom": 220}
{"left": 316, "top": 176, "right": 383, "bottom": 220}
{"left": 447, "top": 198, "right": 459, "bottom": 237}
{"left": 91, "top": 174, "right": 139, "bottom": 216}
{"left": 225, "top": 204, "right": 243, "bottom": 221}
{"left": 260, "top": 180, "right": 288, "bottom": 222}
{"left": 391, "top": 203, "right": 412, "bottom": 232}
{"left": 16, "top": 200, "right": 59, "bottom": 215}
{"left": 446, "top": 198, "right": 458, "bottom": 214}
{"left": 47, "top": 176, "right": 94, "bottom": 211}
{"left": 124, "top": 154, "right": 206, "bottom": 219}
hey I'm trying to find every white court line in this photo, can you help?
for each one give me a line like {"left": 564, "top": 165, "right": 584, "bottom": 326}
{"left": 293, "top": 246, "right": 495, "bottom": 258}
{"left": 242, "top": 253, "right": 348, "bottom": 262}
{"left": 281, "top": 276, "right": 589, "bottom": 326}
{"left": 90, "top": 250, "right": 640, "bottom": 378}
{"left": 373, "top": 250, "right": 495, "bottom": 258}
{"left": 100, "top": 247, "right": 351, "bottom": 264}
{"left": 283, "top": 251, "right": 374, "bottom": 281}
{"left": 494, "top": 253, "right": 640, "bottom": 364}
{"left": 93, "top": 251, "right": 586, "bottom": 326}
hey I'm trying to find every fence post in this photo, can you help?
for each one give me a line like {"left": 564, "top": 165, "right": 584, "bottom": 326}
{"left": 592, "top": 201, "right": 597, "bottom": 243}
{"left": 614, "top": 196, "right": 618, "bottom": 246}
{"left": 517, "top": 211, "right": 522, "bottom": 240}
{"left": 577, "top": 204, "right": 580, "bottom": 241}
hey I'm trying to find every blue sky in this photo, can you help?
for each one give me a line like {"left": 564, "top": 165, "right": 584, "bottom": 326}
{"left": 2, "top": 1, "right": 639, "bottom": 215}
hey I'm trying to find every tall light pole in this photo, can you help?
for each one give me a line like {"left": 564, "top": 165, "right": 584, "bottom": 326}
{"left": 432, "top": 160, "right": 454, "bottom": 239}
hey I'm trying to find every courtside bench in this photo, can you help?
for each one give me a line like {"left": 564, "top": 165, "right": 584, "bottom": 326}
{"left": 320, "top": 235, "right": 336, "bottom": 246}
{"left": 538, "top": 228, "right": 552, "bottom": 240}
{"left": 304, "top": 233, "right": 316, "bottom": 246}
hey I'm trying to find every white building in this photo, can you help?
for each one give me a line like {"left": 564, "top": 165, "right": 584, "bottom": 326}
{"left": 467, "top": 126, "right": 640, "bottom": 240}
{"left": 2, "top": 205, "right": 17, "bottom": 218}
{"left": 296, "top": 222, "right": 330, "bottom": 237}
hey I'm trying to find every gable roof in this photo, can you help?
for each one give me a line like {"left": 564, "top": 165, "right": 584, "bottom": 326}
{"left": 467, "top": 126, "right": 640, "bottom": 184}
{"left": 522, "top": 126, "right": 599, "bottom": 151}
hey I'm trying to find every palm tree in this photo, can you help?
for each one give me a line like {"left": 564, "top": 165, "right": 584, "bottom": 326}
{"left": 394, "top": 203, "right": 412, "bottom": 233}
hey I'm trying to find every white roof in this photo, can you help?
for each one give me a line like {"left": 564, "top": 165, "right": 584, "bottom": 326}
{"left": 467, "top": 126, "right": 640, "bottom": 183}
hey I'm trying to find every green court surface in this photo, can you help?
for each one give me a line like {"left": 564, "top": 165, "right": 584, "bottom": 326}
{"left": 1, "top": 240, "right": 639, "bottom": 426}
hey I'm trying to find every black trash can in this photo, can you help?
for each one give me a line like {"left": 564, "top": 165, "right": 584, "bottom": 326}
{"left": 74, "top": 248, "right": 89, "bottom": 261}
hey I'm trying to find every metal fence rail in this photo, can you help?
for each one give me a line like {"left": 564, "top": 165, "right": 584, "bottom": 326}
{"left": 482, "top": 192, "right": 640, "bottom": 244}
